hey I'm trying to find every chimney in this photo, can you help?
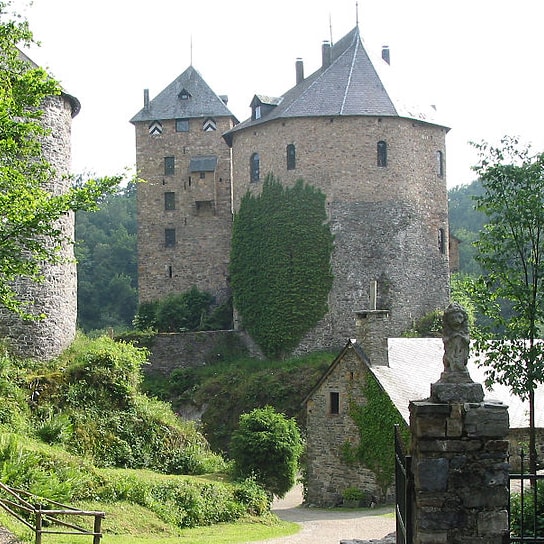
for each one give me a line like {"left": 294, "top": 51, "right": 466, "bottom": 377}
{"left": 295, "top": 58, "right": 304, "bottom": 85}
{"left": 322, "top": 41, "right": 331, "bottom": 68}
{"left": 381, "top": 45, "right": 390, "bottom": 65}
{"left": 144, "top": 88, "right": 150, "bottom": 110}
{"left": 355, "top": 309, "right": 391, "bottom": 367}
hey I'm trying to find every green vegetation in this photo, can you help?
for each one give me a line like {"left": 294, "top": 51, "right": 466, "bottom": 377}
{"left": 510, "top": 481, "right": 544, "bottom": 539}
{"left": 133, "top": 286, "right": 233, "bottom": 333}
{"left": 231, "top": 406, "right": 303, "bottom": 498}
{"left": 230, "top": 174, "right": 334, "bottom": 358}
{"left": 75, "top": 181, "right": 138, "bottom": 333}
{"left": 143, "top": 351, "right": 333, "bottom": 453}
{"left": 0, "top": 3, "right": 120, "bottom": 319}
{"left": 344, "top": 372, "right": 409, "bottom": 499}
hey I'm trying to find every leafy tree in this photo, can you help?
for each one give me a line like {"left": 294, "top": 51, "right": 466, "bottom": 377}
{"left": 0, "top": 4, "right": 119, "bottom": 318}
{"left": 230, "top": 406, "right": 303, "bottom": 498}
{"left": 75, "top": 182, "right": 137, "bottom": 332}
{"left": 470, "top": 136, "right": 544, "bottom": 475}
{"left": 230, "top": 174, "right": 334, "bottom": 358}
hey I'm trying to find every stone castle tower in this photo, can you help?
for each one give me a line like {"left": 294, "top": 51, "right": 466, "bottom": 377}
{"left": 132, "top": 26, "right": 451, "bottom": 351}
{"left": 0, "top": 51, "right": 80, "bottom": 360}
{"left": 131, "top": 66, "right": 237, "bottom": 306}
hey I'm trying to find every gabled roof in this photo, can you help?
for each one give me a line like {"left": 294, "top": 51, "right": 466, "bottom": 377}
{"left": 372, "top": 338, "right": 544, "bottom": 429}
{"left": 131, "top": 65, "right": 236, "bottom": 124}
{"left": 224, "top": 26, "right": 446, "bottom": 142}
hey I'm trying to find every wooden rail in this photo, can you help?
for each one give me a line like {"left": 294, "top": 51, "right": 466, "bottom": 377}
{"left": 0, "top": 481, "right": 105, "bottom": 543}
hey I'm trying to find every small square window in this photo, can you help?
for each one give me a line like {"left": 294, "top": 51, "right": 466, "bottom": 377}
{"left": 199, "top": 172, "right": 206, "bottom": 179}
{"left": 164, "top": 192, "right": 175, "bottom": 211}
{"left": 164, "top": 156, "right": 175, "bottom": 176}
{"left": 165, "top": 228, "right": 176, "bottom": 247}
{"left": 176, "top": 119, "right": 189, "bottom": 132}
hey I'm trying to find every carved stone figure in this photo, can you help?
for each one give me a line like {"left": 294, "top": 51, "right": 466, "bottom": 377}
{"left": 442, "top": 302, "right": 470, "bottom": 373}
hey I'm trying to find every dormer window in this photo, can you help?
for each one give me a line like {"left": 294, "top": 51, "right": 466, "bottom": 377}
{"left": 178, "top": 88, "right": 192, "bottom": 100}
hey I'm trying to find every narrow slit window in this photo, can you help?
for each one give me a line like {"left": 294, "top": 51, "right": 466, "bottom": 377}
{"left": 330, "top": 392, "right": 340, "bottom": 415}
{"left": 250, "top": 152, "right": 260, "bottom": 182}
{"left": 437, "top": 150, "right": 444, "bottom": 177}
{"left": 438, "top": 228, "right": 446, "bottom": 254}
{"left": 377, "top": 141, "right": 387, "bottom": 167}
{"left": 286, "top": 144, "right": 296, "bottom": 170}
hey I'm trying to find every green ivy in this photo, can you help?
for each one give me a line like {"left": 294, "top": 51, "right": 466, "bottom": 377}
{"left": 230, "top": 174, "right": 334, "bottom": 358}
{"left": 345, "top": 372, "right": 409, "bottom": 498}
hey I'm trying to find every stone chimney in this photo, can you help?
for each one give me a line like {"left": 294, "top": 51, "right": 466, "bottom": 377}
{"left": 381, "top": 45, "right": 390, "bottom": 65}
{"left": 355, "top": 282, "right": 392, "bottom": 366}
{"left": 322, "top": 41, "right": 331, "bottom": 69}
{"left": 144, "top": 88, "right": 150, "bottom": 111}
{"left": 295, "top": 58, "right": 304, "bottom": 85}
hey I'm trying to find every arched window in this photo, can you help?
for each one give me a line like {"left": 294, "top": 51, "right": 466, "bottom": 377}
{"left": 437, "top": 150, "right": 444, "bottom": 177}
{"left": 250, "top": 153, "right": 260, "bottom": 182}
{"left": 377, "top": 141, "right": 387, "bottom": 167}
{"left": 286, "top": 144, "right": 296, "bottom": 170}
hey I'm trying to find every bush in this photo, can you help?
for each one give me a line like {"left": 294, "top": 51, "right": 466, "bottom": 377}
{"left": 230, "top": 406, "right": 303, "bottom": 498}
{"left": 511, "top": 480, "right": 544, "bottom": 538}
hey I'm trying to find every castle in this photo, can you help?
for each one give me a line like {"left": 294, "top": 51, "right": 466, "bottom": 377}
{"left": 131, "top": 25, "right": 451, "bottom": 354}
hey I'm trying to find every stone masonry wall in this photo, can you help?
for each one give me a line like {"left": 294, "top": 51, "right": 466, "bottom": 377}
{"left": 0, "top": 94, "right": 77, "bottom": 360}
{"left": 305, "top": 346, "right": 379, "bottom": 506}
{"left": 231, "top": 115, "right": 450, "bottom": 352}
{"left": 135, "top": 116, "right": 234, "bottom": 305}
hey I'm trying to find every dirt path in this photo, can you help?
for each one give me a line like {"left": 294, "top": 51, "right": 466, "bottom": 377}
{"left": 248, "top": 485, "right": 396, "bottom": 544}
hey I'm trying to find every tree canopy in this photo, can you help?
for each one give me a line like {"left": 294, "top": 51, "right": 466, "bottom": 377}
{"left": 0, "top": 3, "right": 119, "bottom": 318}
{"left": 470, "top": 136, "right": 544, "bottom": 474}
{"left": 230, "top": 175, "right": 334, "bottom": 358}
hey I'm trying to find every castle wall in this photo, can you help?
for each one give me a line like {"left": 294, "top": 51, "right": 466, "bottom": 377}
{"left": 230, "top": 116, "right": 450, "bottom": 349}
{"left": 0, "top": 94, "right": 77, "bottom": 360}
{"left": 135, "top": 116, "right": 234, "bottom": 304}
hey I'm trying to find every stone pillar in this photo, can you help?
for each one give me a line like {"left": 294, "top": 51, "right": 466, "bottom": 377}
{"left": 409, "top": 303, "right": 510, "bottom": 543}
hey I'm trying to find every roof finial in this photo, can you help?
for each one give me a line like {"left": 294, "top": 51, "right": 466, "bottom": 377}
{"left": 329, "top": 13, "right": 333, "bottom": 46}
{"left": 356, "top": 1, "right": 359, "bottom": 26}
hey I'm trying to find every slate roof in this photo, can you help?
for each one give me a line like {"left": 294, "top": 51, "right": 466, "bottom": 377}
{"left": 304, "top": 337, "right": 542, "bottom": 430}
{"left": 224, "top": 26, "right": 445, "bottom": 141}
{"left": 130, "top": 65, "right": 236, "bottom": 124}
{"left": 189, "top": 155, "right": 217, "bottom": 172}
{"left": 372, "top": 338, "right": 544, "bottom": 429}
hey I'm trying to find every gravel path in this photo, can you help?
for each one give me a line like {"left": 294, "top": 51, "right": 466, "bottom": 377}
{"left": 248, "top": 485, "right": 396, "bottom": 544}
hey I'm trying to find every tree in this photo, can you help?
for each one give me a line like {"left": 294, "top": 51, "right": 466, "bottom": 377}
{"left": 230, "top": 406, "right": 303, "bottom": 498}
{"left": 470, "top": 136, "right": 544, "bottom": 475}
{"left": 230, "top": 174, "right": 334, "bottom": 358}
{"left": 0, "top": 4, "right": 119, "bottom": 318}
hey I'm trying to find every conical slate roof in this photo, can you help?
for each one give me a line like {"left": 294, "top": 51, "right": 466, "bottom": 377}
{"left": 130, "top": 65, "right": 235, "bottom": 123}
{"left": 224, "top": 26, "right": 445, "bottom": 140}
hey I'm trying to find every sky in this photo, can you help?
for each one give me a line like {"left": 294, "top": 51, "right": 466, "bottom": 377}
{"left": 8, "top": 0, "right": 544, "bottom": 188}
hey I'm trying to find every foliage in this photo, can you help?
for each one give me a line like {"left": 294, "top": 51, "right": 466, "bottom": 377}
{"left": 133, "top": 287, "right": 233, "bottom": 333}
{"left": 230, "top": 406, "right": 303, "bottom": 498}
{"left": 143, "top": 351, "right": 332, "bottom": 453}
{"left": 510, "top": 480, "right": 544, "bottom": 538}
{"left": 0, "top": 5, "right": 120, "bottom": 318}
{"left": 345, "top": 372, "right": 409, "bottom": 499}
{"left": 75, "top": 181, "right": 137, "bottom": 332}
{"left": 230, "top": 174, "right": 334, "bottom": 358}
{"left": 469, "top": 136, "right": 544, "bottom": 474}
{"left": 402, "top": 309, "right": 443, "bottom": 337}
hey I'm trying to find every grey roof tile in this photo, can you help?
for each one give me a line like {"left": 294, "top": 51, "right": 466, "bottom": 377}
{"left": 131, "top": 65, "right": 236, "bottom": 124}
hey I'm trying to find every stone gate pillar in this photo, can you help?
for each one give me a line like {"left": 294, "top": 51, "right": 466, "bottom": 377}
{"left": 409, "top": 303, "right": 510, "bottom": 544}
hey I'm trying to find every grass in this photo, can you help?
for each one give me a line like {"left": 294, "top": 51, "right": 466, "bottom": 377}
{"left": 0, "top": 505, "right": 299, "bottom": 543}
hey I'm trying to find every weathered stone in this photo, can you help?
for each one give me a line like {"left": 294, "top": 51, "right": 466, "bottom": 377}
{"left": 416, "top": 458, "right": 449, "bottom": 491}
{"left": 464, "top": 404, "right": 509, "bottom": 437}
{"left": 477, "top": 510, "right": 509, "bottom": 535}
{"left": 431, "top": 381, "right": 484, "bottom": 403}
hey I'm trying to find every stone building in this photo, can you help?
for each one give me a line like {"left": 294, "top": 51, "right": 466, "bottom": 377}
{"left": 133, "top": 25, "right": 451, "bottom": 351}
{"left": 0, "top": 52, "right": 80, "bottom": 360}
{"left": 130, "top": 67, "right": 237, "bottom": 305}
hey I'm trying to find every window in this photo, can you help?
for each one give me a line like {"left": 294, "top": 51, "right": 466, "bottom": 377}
{"left": 164, "top": 156, "right": 175, "bottom": 175}
{"left": 329, "top": 392, "right": 340, "bottom": 415}
{"left": 438, "top": 228, "right": 446, "bottom": 254}
{"left": 377, "top": 141, "right": 387, "bottom": 167}
{"left": 199, "top": 172, "right": 206, "bottom": 179}
{"left": 164, "top": 192, "right": 175, "bottom": 211}
{"left": 286, "top": 144, "right": 296, "bottom": 170}
{"left": 176, "top": 118, "right": 189, "bottom": 132}
{"left": 195, "top": 200, "right": 214, "bottom": 216}
{"left": 437, "top": 150, "right": 444, "bottom": 177}
{"left": 250, "top": 152, "right": 260, "bottom": 182}
{"left": 178, "top": 88, "right": 191, "bottom": 100}
{"left": 165, "top": 228, "right": 176, "bottom": 247}
{"left": 255, "top": 105, "right": 261, "bottom": 119}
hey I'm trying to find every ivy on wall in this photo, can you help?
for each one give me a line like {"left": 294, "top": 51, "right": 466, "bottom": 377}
{"left": 230, "top": 174, "right": 334, "bottom": 358}
{"left": 344, "top": 371, "right": 409, "bottom": 498}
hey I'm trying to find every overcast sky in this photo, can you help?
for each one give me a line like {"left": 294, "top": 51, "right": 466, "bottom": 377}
{"left": 9, "top": 0, "right": 544, "bottom": 187}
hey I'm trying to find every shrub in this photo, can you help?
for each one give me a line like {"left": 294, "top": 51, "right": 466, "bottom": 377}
{"left": 230, "top": 406, "right": 303, "bottom": 498}
{"left": 510, "top": 480, "right": 544, "bottom": 538}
